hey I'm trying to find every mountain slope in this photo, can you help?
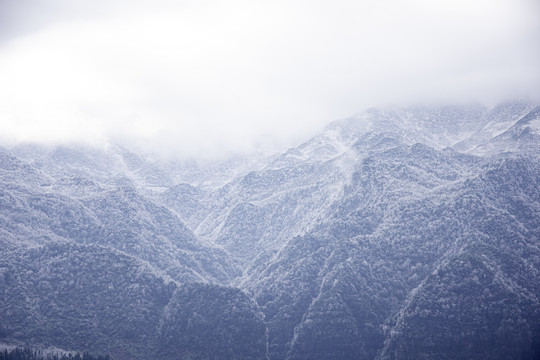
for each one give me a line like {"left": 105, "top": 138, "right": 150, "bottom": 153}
{"left": 0, "top": 243, "right": 267, "bottom": 359}
{"left": 1, "top": 101, "right": 539, "bottom": 359}
{"left": 471, "top": 106, "right": 540, "bottom": 156}
{"left": 241, "top": 150, "right": 539, "bottom": 359}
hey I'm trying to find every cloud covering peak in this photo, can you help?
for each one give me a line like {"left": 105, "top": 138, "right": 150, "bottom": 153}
{"left": 1, "top": 0, "right": 539, "bottom": 157}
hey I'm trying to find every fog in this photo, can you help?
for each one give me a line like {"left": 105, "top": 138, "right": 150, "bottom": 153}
{"left": 1, "top": 0, "right": 539, "bottom": 157}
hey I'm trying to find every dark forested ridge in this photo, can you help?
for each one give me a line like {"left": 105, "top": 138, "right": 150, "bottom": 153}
{"left": 0, "top": 347, "right": 109, "bottom": 360}
{"left": 1, "top": 101, "right": 539, "bottom": 359}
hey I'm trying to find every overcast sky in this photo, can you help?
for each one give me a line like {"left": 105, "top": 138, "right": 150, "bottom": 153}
{"left": 0, "top": 0, "right": 539, "bottom": 157}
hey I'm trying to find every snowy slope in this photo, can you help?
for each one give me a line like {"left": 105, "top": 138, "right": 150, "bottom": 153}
{"left": 1, "top": 100, "right": 539, "bottom": 359}
{"left": 470, "top": 106, "right": 540, "bottom": 156}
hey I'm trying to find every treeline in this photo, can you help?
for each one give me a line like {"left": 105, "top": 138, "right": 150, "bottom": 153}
{"left": 0, "top": 347, "right": 110, "bottom": 360}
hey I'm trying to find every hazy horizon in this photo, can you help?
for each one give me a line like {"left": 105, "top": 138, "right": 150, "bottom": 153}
{"left": 1, "top": 0, "right": 539, "bottom": 158}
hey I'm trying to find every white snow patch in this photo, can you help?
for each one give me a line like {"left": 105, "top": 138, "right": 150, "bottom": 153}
{"left": 527, "top": 117, "right": 540, "bottom": 134}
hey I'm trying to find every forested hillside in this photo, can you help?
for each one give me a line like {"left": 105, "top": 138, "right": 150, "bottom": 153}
{"left": 1, "top": 101, "right": 539, "bottom": 359}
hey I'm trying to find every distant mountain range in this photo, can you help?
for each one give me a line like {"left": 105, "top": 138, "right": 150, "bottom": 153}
{"left": 1, "top": 100, "right": 539, "bottom": 359}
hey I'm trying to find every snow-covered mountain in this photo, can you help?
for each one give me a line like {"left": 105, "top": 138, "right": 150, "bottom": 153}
{"left": 1, "top": 100, "right": 539, "bottom": 359}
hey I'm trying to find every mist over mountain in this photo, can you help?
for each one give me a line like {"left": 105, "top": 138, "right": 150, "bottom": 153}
{"left": 1, "top": 100, "right": 539, "bottom": 359}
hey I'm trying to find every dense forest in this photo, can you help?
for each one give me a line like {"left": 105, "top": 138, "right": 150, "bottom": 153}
{"left": 1, "top": 102, "right": 539, "bottom": 359}
{"left": 0, "top": 348, "right": 109, "bottom": 360}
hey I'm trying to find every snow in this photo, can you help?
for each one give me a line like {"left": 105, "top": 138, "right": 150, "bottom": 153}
{"left": 528, "top": 117, "right": 540, "bottom": 135}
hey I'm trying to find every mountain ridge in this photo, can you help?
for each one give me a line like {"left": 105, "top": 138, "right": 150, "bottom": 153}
{"left": 1, "top": 100, "right": 539, "bottom": 359}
